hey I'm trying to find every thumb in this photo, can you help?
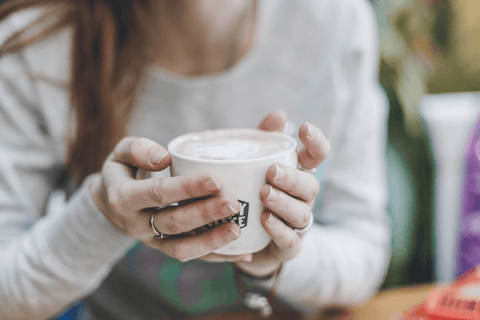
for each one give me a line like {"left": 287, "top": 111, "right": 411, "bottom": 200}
{"left": 257, "top": 110, "right": 287, "bottom": 132}
{"left": 109, "top": 136, "right": 171, "bottom": 172}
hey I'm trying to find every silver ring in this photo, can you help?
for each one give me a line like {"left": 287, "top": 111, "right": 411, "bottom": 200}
{"left": 149, "top": 212, "right": 170, "bottom": 239}
{"left": 297, "top": 163, "right": 317, "bottom": 173}
{"left": 293, "top": 214, "right": 314, "bottom": 235}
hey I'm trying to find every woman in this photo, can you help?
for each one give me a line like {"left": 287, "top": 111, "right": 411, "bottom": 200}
{"left": 0, "top": 0, "right": 390, "bottom": 319}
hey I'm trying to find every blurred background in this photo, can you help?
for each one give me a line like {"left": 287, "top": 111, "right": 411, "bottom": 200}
{"left": 1, "top": 0, "right": 477, "bottom": 294}
{"left": 0, "top": 1, "right": 476, "bottom": 319}
{"left": 372, "top": 0, "right": 480, "bottom": 289}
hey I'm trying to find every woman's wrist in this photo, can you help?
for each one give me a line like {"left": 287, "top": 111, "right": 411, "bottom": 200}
{"left": 89, "top": 176, "right": 126, "bottom": 233}
{"left": 233, "top": 264, "right": 278, "bottom": 281}
{"left": 233, "top": 261, "right": 282, "bottom": 279}
{"left": 234, "top": 261, "right": 285, "bottom": 318}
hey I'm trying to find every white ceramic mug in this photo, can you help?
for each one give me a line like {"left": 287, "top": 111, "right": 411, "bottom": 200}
{"left": 168, "top": 128, "right": 297, "bottom": 255}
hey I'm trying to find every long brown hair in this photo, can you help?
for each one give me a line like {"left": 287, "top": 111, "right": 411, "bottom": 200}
{"left": 0, "top": 0, "right": 156, "bottom": 184}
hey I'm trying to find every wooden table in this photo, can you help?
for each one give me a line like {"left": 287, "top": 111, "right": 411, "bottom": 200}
{"left": 349, "top": 283, "right": 439, "bottom": 319}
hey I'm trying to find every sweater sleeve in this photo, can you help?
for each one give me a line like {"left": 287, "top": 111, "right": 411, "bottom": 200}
{"left": 0, "top": 12, "right": 135, "bottom": 320}
{"left": 273, "top": 0, "right": 390, "bottom": 310}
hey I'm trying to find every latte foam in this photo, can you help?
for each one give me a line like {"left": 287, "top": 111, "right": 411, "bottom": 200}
{"left": 170, "top": 129, "right": 295, "bottom": 161}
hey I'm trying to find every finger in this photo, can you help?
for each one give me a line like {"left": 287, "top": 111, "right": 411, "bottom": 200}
{"left": 153, "top": 195, "right": 241, "bottom": 234}
{"left": 266, "top": 163, "right": 320, "bottom": 204}
{"left": 109, "top": 137, "right": 171, "bottom": 172}
{"left": 233, "top": 212, "right": 301, "bottom": 275}
{"left": 117, "top": 173, "right": 224, "bottom": 210}
{"left": 148, "top": 222, "right": 242, "bottom": 262}
{"left": 200, "top": 253, "right": 253, "bottom": 262}
{"left": 297, "top": 122, "right": 330, "bottom": 170}
{"left": 257, "top": 110, "right": 287, "bottom": 132}
{"left": 260, "top": 184, "right": 312, "bottom": 229}
{"left": 261, "top": 212, "right": 301, "bottom": 261}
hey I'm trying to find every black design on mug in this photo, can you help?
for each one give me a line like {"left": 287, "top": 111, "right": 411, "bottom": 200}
{"left": 205, "top": 200, "right": 249, "bottom": 229}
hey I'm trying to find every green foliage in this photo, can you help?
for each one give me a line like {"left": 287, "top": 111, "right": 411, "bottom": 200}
{"left": 380, "top": 60, "right": 435, "bottom": 289}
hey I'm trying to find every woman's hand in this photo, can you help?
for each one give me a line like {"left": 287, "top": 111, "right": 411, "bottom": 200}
{"left": 90, "top": 137, "right": 252, "bottom": 262}
{"left": 203, "top": 111, "right": 331, "bottom": 277}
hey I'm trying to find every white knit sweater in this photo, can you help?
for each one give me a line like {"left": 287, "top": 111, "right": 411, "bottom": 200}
{"left": 0, "top": 0, "right": 390, "bottom": 319}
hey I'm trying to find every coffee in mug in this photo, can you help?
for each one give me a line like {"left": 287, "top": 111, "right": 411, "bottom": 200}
{"left": 168, "top": 128, "right": 297, "bottom": 255}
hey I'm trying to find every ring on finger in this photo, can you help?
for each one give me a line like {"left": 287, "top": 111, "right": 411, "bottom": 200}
{"left": 149, "top": 211, "right": 170, "bottom": 239}
{"left": 292, "top": 214, "right": 314, "bottom": 235}
{"left": 297, "top": 163, "right": 317, "bottom": 173}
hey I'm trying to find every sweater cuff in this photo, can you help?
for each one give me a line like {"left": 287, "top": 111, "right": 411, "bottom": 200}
{"left": 41, "top": 173, "right": 135, "bottom": 277}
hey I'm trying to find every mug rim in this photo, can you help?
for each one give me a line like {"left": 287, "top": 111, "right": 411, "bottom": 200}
{"left": 167, "top": 128, "right": 298, "bottom": 164}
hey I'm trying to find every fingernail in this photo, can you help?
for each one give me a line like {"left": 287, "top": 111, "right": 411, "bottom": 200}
{"left": 226, "top": 228, "right": 240, "bottom": 242}
{"left": 274, "top": 164, "right": 287, "bottom": 181}
{"left": 267, "top": 186, "right": 280, "bottom": 202}
{"left": 151, "top": 150, "right": 167, "bottom": 166}
{"left": 204, "top": 178, "right": 220, "bottom": 192}
{"left": 223, "top": 202, "right": 238, "bottom": 215}
{"left": 267, "top": 213, "right": 276, "bottom": 225}
{"left": 306, "top": 122, "right": 314, "bottom": 138}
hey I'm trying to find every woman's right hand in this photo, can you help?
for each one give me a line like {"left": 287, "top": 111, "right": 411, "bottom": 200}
{"left": 90, "top": 137, "right": 250, "bottom": 262}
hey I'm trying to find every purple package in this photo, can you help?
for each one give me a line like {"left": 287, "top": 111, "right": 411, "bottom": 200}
{"left": 457, "top": 116, "right": 480, "bottom": 277}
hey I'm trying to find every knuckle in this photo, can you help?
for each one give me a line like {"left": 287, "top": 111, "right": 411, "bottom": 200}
{"left": 283, "top": 234, "right": 298, "bottom": 251}
{"left": 149, "top": 181, "right": 166, "bottom": 206}
{"left": 184, "top": 177, "right": 203, "bottom": 198}
{"left": 286, "top": 240, "right": 302, "bottom": 260}
{"left": 299, "top": 213, "right": 311, "bottom": 228}
{"left": 164, "top": 212, "right": 181, "bottom": 234}
{"left": 200, "top": 205, "right": 213, "bottom": 225}
{"left": 183, "top": 184, "right": 196, "bottom": 199}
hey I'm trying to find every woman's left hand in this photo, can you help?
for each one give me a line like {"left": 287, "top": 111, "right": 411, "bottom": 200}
{"left": 200, "top": 110, "right": 331, "bottom": 277}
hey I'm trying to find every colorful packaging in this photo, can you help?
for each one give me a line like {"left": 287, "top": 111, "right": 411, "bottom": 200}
{"left": 403, "top": 266, "right": 480, "bottom": 319}
{"left": 457, "top": 116, "right": 480, "bottom": 277}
